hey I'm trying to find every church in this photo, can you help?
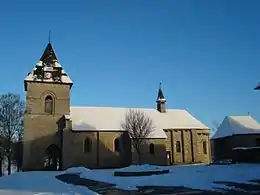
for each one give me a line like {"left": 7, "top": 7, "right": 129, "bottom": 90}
{"left": 22, "top": 42, "right": 211, "bottom": 170}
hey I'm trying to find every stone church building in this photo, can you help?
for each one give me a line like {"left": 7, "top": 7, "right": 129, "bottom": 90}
{"left": 22, "top": 42, "right": 211, "bottom": 170}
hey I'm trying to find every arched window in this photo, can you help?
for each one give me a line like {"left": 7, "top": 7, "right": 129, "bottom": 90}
{"left": 84, "top": 138, "right": 92, "bottom": 153}
{"left": 176, "top": 141, "right": 181, "bottom": 153}
{"left": 203, "top": 141, "right": 207, "bottom": 154}
{"left": 45, "top": 96, "right": 53, "bottom": 114}
{"left": 149, "top": 143, "right": 155, "bottom": 155}
{"left": 114, "top": 138, "right": 120, "bottom": 152}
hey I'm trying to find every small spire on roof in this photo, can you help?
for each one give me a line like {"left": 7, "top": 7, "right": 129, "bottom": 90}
{"left": 157, "top": 82, "right": 165, "bottom": 101}
{"left": 156, "top": 82, "right": 166, "bottom": 113}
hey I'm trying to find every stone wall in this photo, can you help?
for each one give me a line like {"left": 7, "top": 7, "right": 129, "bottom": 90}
{"left": 63, "top": 130, "right": 132, "bottom": 169}
{"left": 193, "top": 130, "right": 211, "bottom": 163}
{"left": 63, "top": 130, "right": 167, "bottom": 168}
{"left": 25, "top": 82, "right": 71, "bottom": 115}
{"left": 23, "top": 82, "right": 71, "bottom": 170}
{"left": 131, "top": 139, "right": 167, "bottom": 165}
{"left": 164, "top": 129, "right": 211, "bottom": 165}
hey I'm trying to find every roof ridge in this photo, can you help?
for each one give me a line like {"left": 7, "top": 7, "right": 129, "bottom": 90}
{"left": 70, "top": 106, "right": 186, "bottom": 111}
{"left": 228, "top": 115, "right": 253, "bottom": 118}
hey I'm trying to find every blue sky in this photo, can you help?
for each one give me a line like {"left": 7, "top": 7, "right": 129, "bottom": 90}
{"left": 1, "top": 0, "right": 260, "bottom": 132}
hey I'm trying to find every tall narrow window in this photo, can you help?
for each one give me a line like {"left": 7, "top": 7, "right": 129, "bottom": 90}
{"left": 84, "top": 138, "right": 91, "bottom": 153}
{"left": 203, "top": 141, "right": 207, "bottom": 154}
{"left": 176, "top": 141, "right": 181, "bottom": 153}
{"left": 45, "top": 96, "right": 53, "bottom": 114}
{"left": 149, "top": 143, "right": 155, "bottom": 155}
{"left": 114, "top": 138, "right": 120, "bottom": 152}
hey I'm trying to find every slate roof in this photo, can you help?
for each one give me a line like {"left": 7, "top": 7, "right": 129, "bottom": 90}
{"left": 24, "top": 43, "right": 72, "bottom": 91}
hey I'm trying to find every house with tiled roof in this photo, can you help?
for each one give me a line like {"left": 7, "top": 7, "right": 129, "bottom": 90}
{"left": 22, "top": 42, "right": 211, "bottom": 170}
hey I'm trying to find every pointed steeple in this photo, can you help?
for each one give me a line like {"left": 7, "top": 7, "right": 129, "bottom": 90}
{"left": 40, "top": 43, "right": 59, "bottom": 67}
{"left": 24, "top": 41, "right": 73, "bottom": 91}
{"left": 157, "top": 82, "right": 165, "bottom": 101}
{"left": 156, "top": 82, "right": 166, "bottom": 113}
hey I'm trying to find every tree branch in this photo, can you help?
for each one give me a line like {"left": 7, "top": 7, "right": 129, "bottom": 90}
{"left": 121, "top": 109, "right": 155, "bottom": 164}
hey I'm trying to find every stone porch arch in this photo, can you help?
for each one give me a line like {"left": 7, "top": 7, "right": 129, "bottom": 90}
{"left": 44, "top": 144, "right": 60, "bottom": 170}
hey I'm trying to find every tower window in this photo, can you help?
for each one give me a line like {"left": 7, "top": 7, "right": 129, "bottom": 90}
{"left": 203, "top": 141, "right": 207, "bottom": 154}
{"left": 45, "top": 95, "right": 53, "bottom": 114}
{"left": 84, "top": 138, "right": 92, "bottom": 153}
{"left": 149, "top": 143, "right": 155, "bottom": 155}
{"left": 176, "top": 141, "right": 181, "bottom": 153}
{"left": 114, "top": 138, "right": 120, "bottom": 152}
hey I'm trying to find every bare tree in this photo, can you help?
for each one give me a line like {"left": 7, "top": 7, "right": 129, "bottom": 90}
{"left": 0, "top": 93, "right": 25, "bottom": 175}
{"left": 13, "top": 123, "right": 23, "bottom": 172}
{"left": 121, "top": 109, "right": 155, "bottom": 164}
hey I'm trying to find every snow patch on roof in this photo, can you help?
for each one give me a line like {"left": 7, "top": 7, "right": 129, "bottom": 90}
{"left": 233, "top": 146, "right": 260, "bottom": 150}
{"left": 24, "top": 71, "right": 73, "bottom": 84}
{"left": 211, "top": 116, "right": 260, "bottom": 139}
{"left": 70, "top": 106, "right": 209, "bottom": 139}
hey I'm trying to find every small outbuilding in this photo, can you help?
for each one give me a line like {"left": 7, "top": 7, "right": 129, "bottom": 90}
{"left": 211, "top": 115, "right": 260, "bottom": 162}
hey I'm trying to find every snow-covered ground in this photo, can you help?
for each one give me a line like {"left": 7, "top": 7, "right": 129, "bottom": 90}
{"left": 1, "top": 163, "right": 260, "bottom": 194}
{"left": 0, "top": 171, "right": 98, "bottom": 195}
{"left": 64, "top": 163, "right": 260, "bottom": 191}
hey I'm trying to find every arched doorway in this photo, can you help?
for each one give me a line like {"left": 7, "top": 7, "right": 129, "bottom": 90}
{"left": 44, "top": 144, "right": 60, "bottom": 170}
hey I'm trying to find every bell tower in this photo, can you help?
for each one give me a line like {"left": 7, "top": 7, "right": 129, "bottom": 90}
{"left": 23, "top": 41, "right": 73, "bottom": 170}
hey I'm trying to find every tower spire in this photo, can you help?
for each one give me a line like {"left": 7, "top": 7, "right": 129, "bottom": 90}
{"left": 156, "top": 82, "right": 166, "bottom": 113}
{"left": 24, "top": 39, "right": 73, "bottom": 91}
{"left": 40, "top": 41, "right": 58, "bottom": 65}
{"left": 157, "top": 82, "right": 165, "bottom": 101}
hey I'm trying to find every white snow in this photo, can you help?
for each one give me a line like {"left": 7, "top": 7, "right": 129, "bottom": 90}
{"left": 2, "top": 164, "right": 260, "bottom": 194}
{"left": 63, "top": 163, "right": 260, "bottom": 192}
{"left": 157, "top": 98, "right": 166, "bottom": 102}
{"left": 24, "top": 59, "right": 73, "bottom": 85}
{"left": 64, "top": 113, "right": 71, "bottom": 120}
{"left": 36, "top": 61, "right": 43, "bottom": 66}
{"left": 116, "top": 164, "right": 163, "bottom": 172}
{"left": 0, "top": 171, "right": 97, "bottom": 195}
{"left": 233, "top": 146, "right": 260, "bottom": 150}
{"left": 43, "top": 67, "right": 53, "bottom": 71}
{"left": 212, "top": 115, "right": 260, "bottom": 139}
{"left": 61, "top": 74, "right": 73, "bottom": 84}
{"left": 54, "top": 62, "right": 62, "bottom": 68}
{"left": 62, "top": 166, "right": 91, "bottom": 175}
{"left": 25, "top": 71, "right": 73, "bottom": 84}
{"left": 70, "top": 107, "right": 209, "bottom": 138}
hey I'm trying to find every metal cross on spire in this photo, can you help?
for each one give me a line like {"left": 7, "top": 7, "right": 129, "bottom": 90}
{"left": 48, "top": 30, "right": 51, "bottom": 43}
